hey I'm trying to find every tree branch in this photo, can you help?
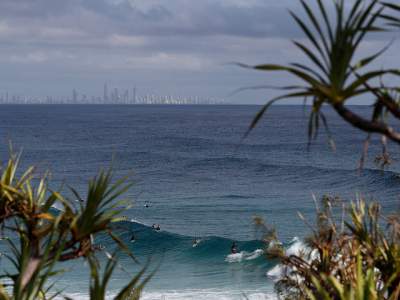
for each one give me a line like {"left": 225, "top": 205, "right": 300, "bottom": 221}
{"left": 350, "top": 68, "right": 400, "bottom": 120}
{"left": 378, "top": 94, "right": 400, "bottom": 120}
{"left": 333, "top": 103, "right": 400, "bottom": 144}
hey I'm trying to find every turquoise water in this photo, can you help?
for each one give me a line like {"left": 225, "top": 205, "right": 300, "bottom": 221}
{"left": 0, "top": 105, "right": 399, "bottom": 299}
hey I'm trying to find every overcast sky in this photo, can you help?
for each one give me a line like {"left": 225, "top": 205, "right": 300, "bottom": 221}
{"left": 0, "top": 0, "right": 399, "bottom": 103}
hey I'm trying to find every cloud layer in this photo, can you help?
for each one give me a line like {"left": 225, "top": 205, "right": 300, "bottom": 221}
{"left": 0, "top": 0, "right": 397, "bottom": 103}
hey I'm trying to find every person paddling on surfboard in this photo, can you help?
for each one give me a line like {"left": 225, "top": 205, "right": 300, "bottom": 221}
{"left": 192, "top": 238, "right": 201, "bottom": 247}
{"left": 152, "top": 224, "right": 161, "bottom": 231}
{"left": 231, "top": 242, "right": 238, "bottom": 254}
{"left": 130, "top": 233, "right": 136, "bottom": 243}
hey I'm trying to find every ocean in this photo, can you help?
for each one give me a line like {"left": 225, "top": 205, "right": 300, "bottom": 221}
{"left": 0, "top": 105, "right": 399, "bottom": 299}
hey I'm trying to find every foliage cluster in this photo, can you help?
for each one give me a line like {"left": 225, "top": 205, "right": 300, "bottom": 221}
{"left": 257, "top": 197, "right": 400, "bottom": 299}
{"left": 246, "top": 0, "right": 400, "bottom": 299}
{"left": 244, "top": 0, "right": 400, "bottom": 169}
{"left": 0, "top": 153, "right": 151, "bottom": 299}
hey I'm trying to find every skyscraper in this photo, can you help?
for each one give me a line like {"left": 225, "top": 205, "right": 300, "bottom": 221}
{"left": 132, "top": 87, "right": 136, "bottom": 104}
{"left": 72, "top": 89, "right": 78, "bottom": 104}
{"left": 103, "top": 83, "right": 108, "bottom": 103}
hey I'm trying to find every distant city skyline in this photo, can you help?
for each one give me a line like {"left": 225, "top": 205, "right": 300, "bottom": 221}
{"left": 0, "top": 0, "right": 397, "bottom": 104}
{"left": 0, "top": 83, "right": 226, "bottom": 105}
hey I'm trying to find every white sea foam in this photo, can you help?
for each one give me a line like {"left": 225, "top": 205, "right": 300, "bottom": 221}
{"left": 225, "top": 249, "right": 264, "bottom": 263}
{"left": 141, "top": 289, "right": 277, "bottom": 300}
{"left": 128, "top": 218, "right": 147, "bottom": 225}
{"left": 245, "top": 249, "right": 264, "bottom": 260}
{"left": 286, "top": 237, "right": 307, "bottom": 256}
{"left": 225, "top": 252, "right": 244, "bottom": 263}
{"left": 63, "top": 289, "right": 277, "bottom": 300}
{"left": 266, "top": 237, "right": 310, "bottom": 280}
{"left": 265, "top": 264, "right": 282, "bottom": 280}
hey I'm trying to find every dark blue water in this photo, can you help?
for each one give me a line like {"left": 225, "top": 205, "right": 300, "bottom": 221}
{"left": 0, "top": 105, "right": 399, "bottom": 299}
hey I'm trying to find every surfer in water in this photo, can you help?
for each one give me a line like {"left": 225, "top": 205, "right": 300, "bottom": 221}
{"left": 130, "top": 233, "right": 136, "bottom": 243}
{"left": 231, "top": 242, "right": 238, "bottom": 254}
{"left": 93, "top": 244, "right": 105, "bottom": 251}
{"left": 152, "top": 224, "right": 161, "bottom": 231}
{"left": 192, "top": 238, "right": 201, "bottom": 247}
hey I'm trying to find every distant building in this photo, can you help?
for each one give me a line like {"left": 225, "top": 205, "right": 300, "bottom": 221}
{"left": 103, "top": 83, "right": 108, "bottom": 103}
{"left": 0, "top": 83, "right": 227, "bottom": 105}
